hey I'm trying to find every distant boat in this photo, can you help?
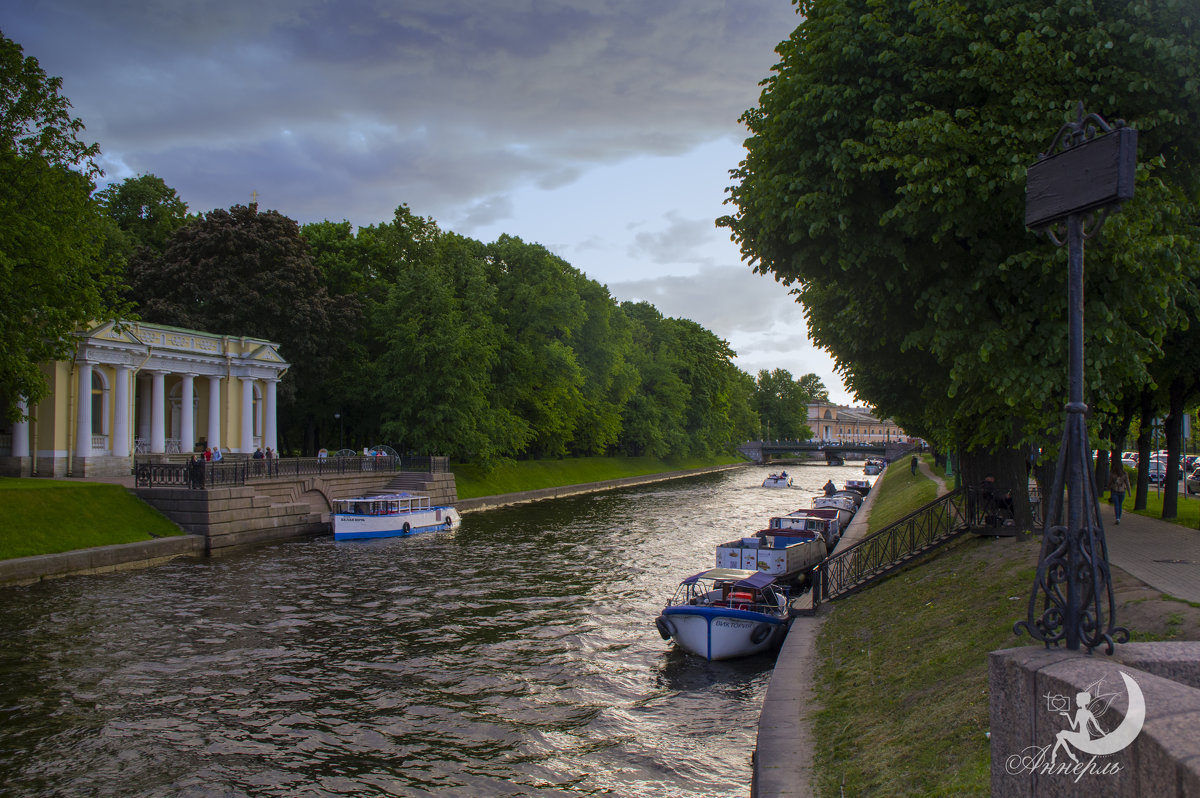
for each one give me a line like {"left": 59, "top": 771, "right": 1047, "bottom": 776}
{"left": 332, "top": 492, "right": 459, "bottom": 540}
{"left": 762, "top": 472, "right": 793, "bottom": 488}
{"left": 656, "top": 569, "right": 791, "bottom": 660}
{"left": 863, "top": 458, "right": 884, "bottom": 475}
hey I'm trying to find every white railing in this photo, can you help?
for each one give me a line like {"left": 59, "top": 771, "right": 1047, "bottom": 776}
{"left": 91, "top": 434, "right": 108, "bottom": 453}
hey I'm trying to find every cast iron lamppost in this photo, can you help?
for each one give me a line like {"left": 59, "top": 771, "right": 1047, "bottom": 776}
{"left": 1015, "top": 103, "right": 1137, "bottom": 654}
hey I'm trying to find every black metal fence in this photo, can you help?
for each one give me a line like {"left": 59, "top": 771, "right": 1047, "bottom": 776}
{"left": 810, "top": 487, "right": 970, "bottom": 608}
{"left": 134, "top": 455, "right": 449, "bottom": 489}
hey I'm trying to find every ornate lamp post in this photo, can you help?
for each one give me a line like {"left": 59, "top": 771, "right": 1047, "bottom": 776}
{"left": 1015, "top": 103, "right": 1137, "bottom": 654}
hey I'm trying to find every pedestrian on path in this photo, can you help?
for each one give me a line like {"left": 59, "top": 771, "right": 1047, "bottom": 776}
{"left": 1107, "top": 464, "right": 1130, "bottom": 525}
{"left": 911, "top": 455, "right": 918, "bottom": 475}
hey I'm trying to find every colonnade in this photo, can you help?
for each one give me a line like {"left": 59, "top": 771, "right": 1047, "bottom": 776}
{"left": 68, "top": 365, "right": 279, "bottom": 458}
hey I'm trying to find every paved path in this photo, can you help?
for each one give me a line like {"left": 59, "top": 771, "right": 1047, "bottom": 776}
{"left": 1102, "top": 502, "right": 1200, "bottom": 604}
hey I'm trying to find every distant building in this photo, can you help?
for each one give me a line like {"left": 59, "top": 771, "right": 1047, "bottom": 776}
{"left": 0, "top": 321, "right": 288, "bottom": 478}
{"left": 807, "top": 400, "right": 908, "bottom": 445}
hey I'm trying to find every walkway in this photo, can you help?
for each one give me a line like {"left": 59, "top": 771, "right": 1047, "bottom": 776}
{"left": 752, "top": 462, "right": 1200, "bottom": 797}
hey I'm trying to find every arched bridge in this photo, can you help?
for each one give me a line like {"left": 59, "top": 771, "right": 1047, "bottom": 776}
{"left": 737, "top": 439, "right": 913, "bottom": 464}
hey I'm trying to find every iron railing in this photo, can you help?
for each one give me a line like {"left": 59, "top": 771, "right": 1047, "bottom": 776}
{"left": 134, "top": 455, "right": 449, "bottom": 489}
{"left": 810, "top": 487, "right": 970, "bottom": 608}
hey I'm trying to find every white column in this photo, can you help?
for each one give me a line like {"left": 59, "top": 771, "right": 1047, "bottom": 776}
{"left": 240, "top": 377, "right": 255, "bottom": 453}
{"left": 207, "top": 376, "right": 222, "bottom": 452}
{"left": 179, "top": 373, "right": 196, "bottom": 454}
{"left": 264, "top": 378, "right": 278, "bottom": 452}
{"left": 12, "top": 398, "right": 30, "bottom": 458}
{"left": 150, "top": 370, "right": 166, "bottom": 453}
{"left": 113, "top": 366, "right": 131, "bottom": 457}
{"left": 137, "top": 375, "right": 151, "bottom": 444}
{"left": 75, "top": 363, "right": 93, "bottom": 457}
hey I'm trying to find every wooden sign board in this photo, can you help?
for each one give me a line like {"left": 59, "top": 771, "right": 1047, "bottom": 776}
{"left": 1025, "top": 127, "right": 1137, "bottom": 229}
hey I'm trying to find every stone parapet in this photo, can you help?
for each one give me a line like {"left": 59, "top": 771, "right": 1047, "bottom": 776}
{"left": 0, "top": 535, "right": 204, "bottom": 586}
{"left": 990, "top": 644, "right": 1200, "bottom": 797}
{"left": 455, "top": 463, "right": 744, "bottom": 513}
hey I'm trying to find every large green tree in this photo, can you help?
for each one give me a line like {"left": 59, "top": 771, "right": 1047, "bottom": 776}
{"left": 753, "top": 368, "right": 817, "bottom": 441}
{"left": 720, "top": 0, "right": 1200, "bottom": 490}
{"left": 0, "top": 31, "right": 129, "bottom": 421}
{"left": 127, "top": 204, "right": 339, "bottom": 449}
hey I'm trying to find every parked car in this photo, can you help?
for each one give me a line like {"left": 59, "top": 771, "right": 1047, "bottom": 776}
{"left": 1187, "top": 467, "right": 1200, "bottom": 495}
{"left": 1146, "top": 462, "right": 1168, "bottom": 485}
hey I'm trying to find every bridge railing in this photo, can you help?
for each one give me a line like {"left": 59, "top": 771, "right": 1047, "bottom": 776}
{"left": 810, "top": 487, "right": 970, "bottom": 608}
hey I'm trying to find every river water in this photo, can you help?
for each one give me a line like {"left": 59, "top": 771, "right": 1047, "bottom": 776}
{"left": 0, "top": 463, "right": 866, "bottom": 797}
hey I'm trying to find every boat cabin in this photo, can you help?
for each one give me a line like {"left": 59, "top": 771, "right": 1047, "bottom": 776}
{"left": 332, "top": 492, "right": 431, "bottom": 517}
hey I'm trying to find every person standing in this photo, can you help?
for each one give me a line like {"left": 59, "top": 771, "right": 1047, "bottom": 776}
{"left": 1107, "top": 465, "right": 1130, "bottom": 525}
{"left": 911, "top": 455, "right": 918, "bottom": 475}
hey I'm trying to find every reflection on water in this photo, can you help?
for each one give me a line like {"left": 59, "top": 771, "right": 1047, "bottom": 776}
{"left": 0, "top": 463, "right": 865, "bottom": 797}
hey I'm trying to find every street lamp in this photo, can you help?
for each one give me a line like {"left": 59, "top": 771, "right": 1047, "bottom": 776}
{"left": 334, "top": 412, "right": 344, "bottom": 451}
{"left": 1016, "top": 103, "right": 1136, "bottom": 654}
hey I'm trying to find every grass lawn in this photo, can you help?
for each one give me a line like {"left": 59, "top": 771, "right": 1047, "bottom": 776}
{"left": 452, "top": 454, "right": 745, "bottom": 499}
{"left": 1126, "top": 482, "right": 1200, "bottom": 529}
{"left": 0, "top": 478, "right": 182, "bottom": 560}
{"left": 811, "top": 455, "right": 1200, "bottom": 797}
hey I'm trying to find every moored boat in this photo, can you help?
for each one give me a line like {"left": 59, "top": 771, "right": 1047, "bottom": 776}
{"left": 656, "top": 568, "right": 791, "bottom": 660}
{"left": 844, "top": 479, "right": 872, "bottom": 495}
{"left": 762, "top": 472, "right": 793, "bottom": 488}
{"left": 766, "top": 509, "right": 842, "bottom": 547}
{"left": 715, "top": 530, "right": 827, "bottom": 585}
{"left": 332, "top": 492, "right": 460, "bottom": 540}
{"left": 863, "top": 458, "right": 884, "bottom": 475}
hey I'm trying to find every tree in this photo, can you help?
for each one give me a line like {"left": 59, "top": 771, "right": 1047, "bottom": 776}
{"left": 0, "top": 31, "right": 129, "bottom": 421}
{"left": 753, "top": 368, "right": 817, "bottom": 441}
{"left": 720, "top": 0, "right": 1200, "bottom": 489}
{"left": 96, "top": 174, "right": 190, "bottom": 257}
{"left": 127, "top": 204, "right": 337, "bottom": 448}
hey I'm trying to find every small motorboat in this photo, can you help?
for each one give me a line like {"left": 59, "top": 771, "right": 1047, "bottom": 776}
{"left": 762, "top": 472, "right": 793, "bottom": 488}
{"left": 844, "top": 479, "right": 872, "bottom": 495}
{"left": 331, "top": 492, "right": 460, "bottom": 540}
{"left": 863, "top": 458, "right": 884, "bottom": 475}
{"left": 656, "top": 569, "right": 791, "bottom": 661}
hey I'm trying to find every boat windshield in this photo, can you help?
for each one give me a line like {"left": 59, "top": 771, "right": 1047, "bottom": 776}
{"left": 332, "top": 493, "right": 431, "bottom": 516}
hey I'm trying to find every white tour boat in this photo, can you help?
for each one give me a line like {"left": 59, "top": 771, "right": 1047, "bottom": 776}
{"left": 331, "top": 492, "right": 460, "bottom": 541}
{"left": 762, "top": 472, "right": 793, "bottom": 488}
{"left": 655, "top": 568, "right": 791, "bottom": 661}
{"left": 715, "top": 530, "right": 827, "bottom": 585}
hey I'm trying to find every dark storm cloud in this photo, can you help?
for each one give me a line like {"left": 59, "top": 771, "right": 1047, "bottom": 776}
{"left": 4, "top": 0, "right": 797, "bottom": 225}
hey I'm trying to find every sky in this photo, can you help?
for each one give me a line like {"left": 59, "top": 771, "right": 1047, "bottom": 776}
{"left": 6, "top": 0, "right": 856, "bottom": 405}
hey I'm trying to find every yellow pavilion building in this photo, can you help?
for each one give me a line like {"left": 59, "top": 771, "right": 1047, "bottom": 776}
{"left": 1, "top": 321, "right": 289, "bottom": 478}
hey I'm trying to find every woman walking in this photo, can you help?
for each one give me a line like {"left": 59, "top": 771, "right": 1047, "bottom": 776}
{"left": 1107, "top": 464, "right": 1130, "bottom": 525}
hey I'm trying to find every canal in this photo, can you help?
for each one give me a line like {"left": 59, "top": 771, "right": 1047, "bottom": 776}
{"left": 0, "top": 463, "right": 865, "bottom": 797}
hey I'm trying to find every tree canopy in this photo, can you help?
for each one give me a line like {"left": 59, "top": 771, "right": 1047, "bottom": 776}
{"left": 720, "top": 0, "right": 1200, "bottom": 478}
{"left": 0, "top": 30, "right": 129, "bottom": 422}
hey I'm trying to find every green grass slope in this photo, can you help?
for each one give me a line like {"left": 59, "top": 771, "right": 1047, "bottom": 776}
{"left": 0, "top": 479, "right": 182, "bottom": 560}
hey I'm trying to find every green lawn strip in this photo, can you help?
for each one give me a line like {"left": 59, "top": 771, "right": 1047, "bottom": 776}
{"left": 1126, "top": 484, "right": 1200, "bottom": 529}
{"left": 0, "top": 478, "right": 182, "bottom": 560}
{"left": 452, "top": 454, "right": 744, "bottom": 500}
{"left": 865, "top": 456, "right": 939, "bottom": 535}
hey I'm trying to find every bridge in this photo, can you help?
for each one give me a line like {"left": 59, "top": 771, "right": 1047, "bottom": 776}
{"left": 737, "top": 439, "right": 912, "bottom": 464}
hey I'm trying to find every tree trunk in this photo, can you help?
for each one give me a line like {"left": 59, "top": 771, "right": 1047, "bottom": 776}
{"left": 959, "top": 444, "right": 1031, "bottom": 532}
{"left": 1163, "top": 380, "right": 1186, "bottom": 519}
{"left": 1134, "top": 390, "right": 1154, "bottom": 511}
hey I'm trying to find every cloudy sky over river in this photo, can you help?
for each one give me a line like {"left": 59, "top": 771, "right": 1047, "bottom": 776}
{"left": 8, "top": 0, "right": 855, "bottom": 404}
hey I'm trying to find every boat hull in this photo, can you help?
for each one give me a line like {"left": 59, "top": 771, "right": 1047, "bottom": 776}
{"left": 333, "top": 507, "right": 460, "bottom": 540}
{"left": 658, "top": 606, "right": 788, "bottom": 661}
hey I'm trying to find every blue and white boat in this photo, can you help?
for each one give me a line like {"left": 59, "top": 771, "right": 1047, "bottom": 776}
{"left": 331, "top": 492, "right": 460, "bottom": 540}
{"left": 655, "top": 569, "right": 791, "bottom": 660}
